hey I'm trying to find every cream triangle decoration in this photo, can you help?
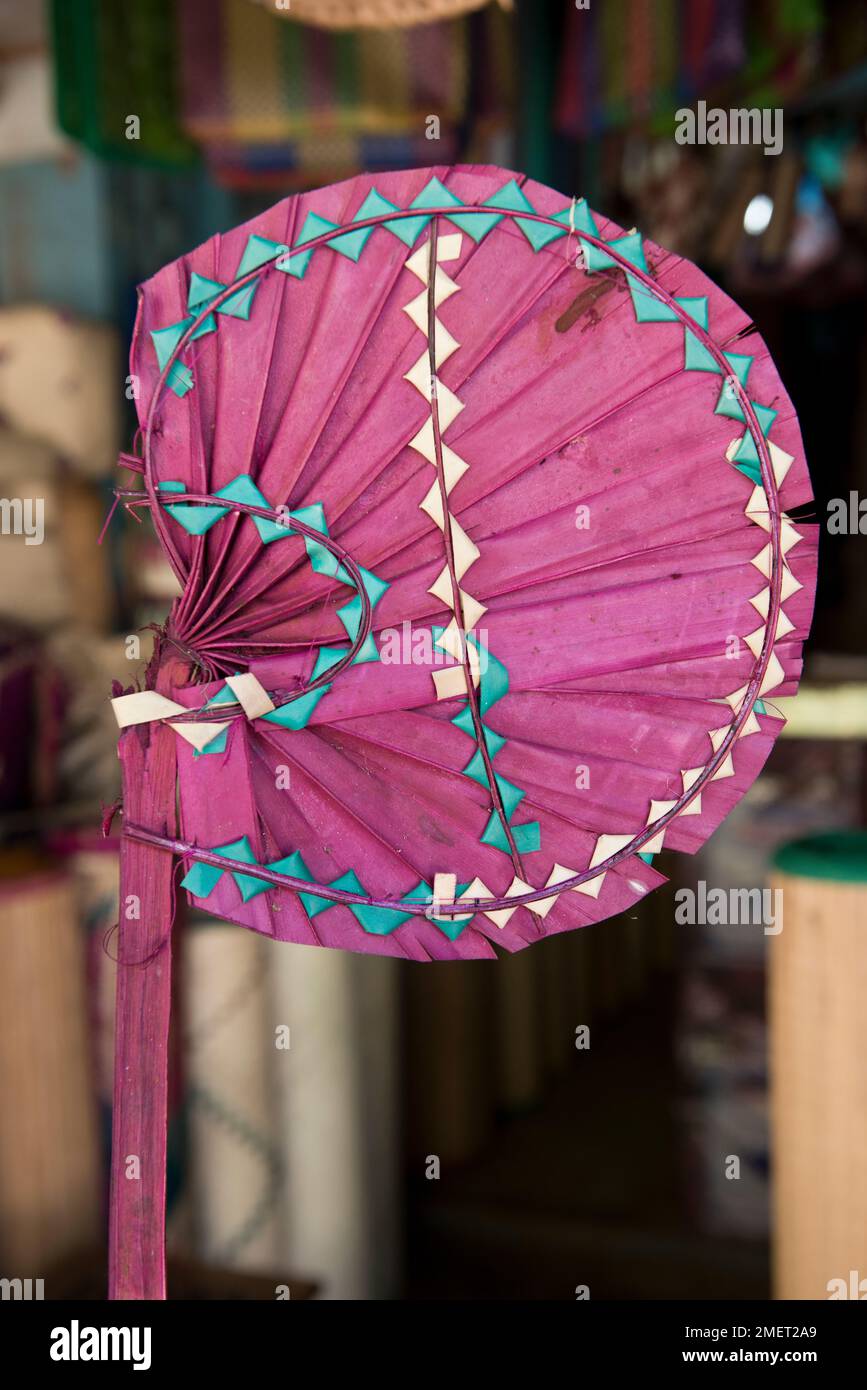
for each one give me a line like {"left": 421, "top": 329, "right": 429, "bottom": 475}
{"left": 168, "top": 721, "right": 231, "bottom": 751}
{"left": 745, "top": 484, "right": 770, "bottom": 531}
{"left": 111, "top": 690, "right": 187, "bottom": 728}
{"left": 769, "top": 441, "right": 794, "bottom": 487}
{"left": 590, "top": 833, "right": 634, "bottom": 869}
{"left": 432, "top": 663, "right": 480, "bottom": 701}
{"left": 744, "top": 627, "right": 766, "bottom": 658}
{"left": 405, "top": 235, "right": 463, "bottom": 284}
{"left": 751, "top": 543, "right": 772, "bottom": 578}
{"left": 429, "top": 871, "right": 472, "bottom": 922}
{"left": 432, "top": 379, "right": 464, "bottom": 431}
{"left": 420, "top": 480, "right": 446, "bottom": 529}
{"left": 780, "top": 519, "right": 802, "bottom": 556}
{"left": 479, "top": 876, "right": 536, "bottom": 929}
{"left": 760, "top": 651, "right": 786, "bottom": 696}
{"left": 226, "top": 672, "right": 275, "bottom": 720}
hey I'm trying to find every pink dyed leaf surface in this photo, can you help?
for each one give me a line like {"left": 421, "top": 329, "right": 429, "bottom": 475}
{"left": 127, "top": 164, "right": 816, "bottom": 961}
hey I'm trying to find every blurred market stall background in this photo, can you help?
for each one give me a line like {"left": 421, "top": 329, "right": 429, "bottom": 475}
{"left": 0, "top": 0, "right": 865, "bottom": 1300}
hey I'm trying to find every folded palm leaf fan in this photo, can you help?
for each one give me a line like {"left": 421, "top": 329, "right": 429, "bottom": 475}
{"left": 110, "top": 165, "right": 816, "bottom": 1298}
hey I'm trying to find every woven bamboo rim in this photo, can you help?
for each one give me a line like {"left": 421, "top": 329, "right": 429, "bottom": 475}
{"left": 257, "top": 0, "right": 512, "bottom": 29}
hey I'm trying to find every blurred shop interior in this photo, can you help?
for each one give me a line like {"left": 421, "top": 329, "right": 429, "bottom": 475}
{"left": 0, "top": 0, "right": 866, "bottom": 1301}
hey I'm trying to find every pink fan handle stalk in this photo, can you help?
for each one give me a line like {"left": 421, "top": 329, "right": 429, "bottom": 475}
{"left": 108, "top": 200, "right": 785, "bottom": 1300}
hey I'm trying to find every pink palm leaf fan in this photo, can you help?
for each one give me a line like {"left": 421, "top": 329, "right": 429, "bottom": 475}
{"left": 109, "top": 165, "right": 816, "bottom": 1298}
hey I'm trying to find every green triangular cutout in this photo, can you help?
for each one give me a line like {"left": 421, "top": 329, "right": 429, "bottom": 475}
{"left": 235, "top": 234, "right": 289, "bottom": 278}
{"left": 217, "top": 283, "right": 258, "bottom": 320}
{"left": 684, "top": 330, "right": 722, "bottom": 374}
{"left": 262, "top": 685, "right": 330, "bottom": 730}
{"left": 626, "top": 273, "right": 679, "bottom": 322}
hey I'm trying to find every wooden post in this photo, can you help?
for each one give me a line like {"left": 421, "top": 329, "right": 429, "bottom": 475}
{"left": 769, "top": 833, "right": 867, "bottom": 1300}
{"left": 108, "top": 654, "right": 185, "bottom": 1300}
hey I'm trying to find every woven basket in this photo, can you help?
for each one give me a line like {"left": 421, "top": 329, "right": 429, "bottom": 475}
{"left": 257, "top": 0, "right": 511, "bottom": 29}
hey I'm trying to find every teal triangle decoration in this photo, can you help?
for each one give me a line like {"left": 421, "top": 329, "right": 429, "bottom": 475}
{"left": 451, "top": 703, "right": 475, "bottom": 735}
{"left": 336, "top": 596, "right": 379, "bottom": 664}
{"left": 215, "top": 835, "right": 270, "bottom": 902}
{"left": 733, "top": 432, "right": 760, "bottom": 465}
{"left": 152, "top": 318, "right": 206, "bottom": 394}
{"left": 329, "top": 869, "right": 421, "bottom": 935}
{"left": 355, "top": 565, "right": 390, "bottom": 609}
{"left": 328, "top": 226, "right": 373, "bottom": 262}
{"left": 715, "top": 380, "right": 746, "bottom": 421}
{"left": 181, "top": 835, "right": 267, "bottom": 902}
{"left": 292, "top": 503, "right": 338, "bottom": 575}
{"left": 262, "top": 685, "right": 330, "bottom": 730}
{"left": 446, "top": 207, "right": 502, "bottom": 243}
{"left": 215, "top": 473, "right": 291, "bottom": 544}
{"left": 734, "top": 458, "right": 763, "bottom": 485}
{"left": 311, "top": 646, "right": 347, "bottom": 683}
{"left": 217, "top": 283, "right": 258, "bottom": 320}
{"left": 494, "top": 776, "right": 526, "bottom": 819}
{"left": 266, "top": 850, "right": 332, "bottom": 917}
{"left": 467, "top": 635, "right": 509, "bottom": 714}
{"left": 607, "top": 231, "right": 647, "bottom": 272}
{"left": 731, "top": 404, "right": 778, "bottom": 467}
{"left": 193, "top": 727, "right": 228, "bottom": 758}
{"left": 639, "top": 852, "right": 654, "bottom": 865}
{"left": 235, "top": 234, "right": 289, "bottom": 278}
{"left": 724, "top": 351, "right": 753, "bottom": 386}
{"left": 354, "top": 187, "right": 400, "bottom": 223}
{"left": 714, "top": 355, "right": 754, "bottom": 421}
{"left": 291, "top": 502, "right": 327, "bottom": 534}
{"left": 583, "top": 238, "right": 617, "bottom": 273}
{"left": 752, "top": 402, "right": 778, "bottom": 435}
{"left": 452, "top": 704, "right": 506, "bottom": 758}
{"left": 676, "top": 296, "right": 709, "bottom": 330}
{"left": 188, "top": 272, "right": 225, "bottom": 308}
{"left": 167, "top": 362, "right": 194, "bottom": 396}
{"left": 461, "top": 748, "right": 490, "bottom": 786}
{"left": 349, "top": 634, "right": 380, "bottom": 664}
{"left": 754, "top": 699, "right": 767, "bottom": 715}
{"left": 152, "top": 318, "right": 194, "bottom": 370}
{"left": 482, "top": 726, "right": 506, "bottom": 758}
{"left": 329, "top": 189, "right": 397, "bottom": 262}
{"left": 626, "top": 272, "right": 679, "bottom": 323}
{"left": 684, "top": 330, "right": 722, "bottom": 375}
{"left": 162, "top": 499, "right": 226, "bottom": 535}
{"left": 563, "top": 198, "right": 599, "bottom": 238}
{"left": 336, "top": 594, "right": 364, "bottom": 639}
{"left": 512, "top": 822, "right": 541, "bottom": 854}
{"left": 180, "top": 859, "right": 223, "bottom": 899}
{"left": 276, "top": 249, "right": 311, "bottom": 279}
{"left": 205, "top": 680, "right": 240, "bottom": 707}
{"left": 385, "top": 175, "right": 462, "bottom": 246}
{"left": 481, "top": 179, "right": 566, "bottom": 251}
{"left": 158, "top": 480, "right": 186, "bottom": 494}
{"left": 481, "top": 813, "right": 541, "bottom": 855}
{"left": 279, "top": 212, "right": 339, "bottom": 279}
{"left": 185, "top": 275, "right": 222, "bottom": 335}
